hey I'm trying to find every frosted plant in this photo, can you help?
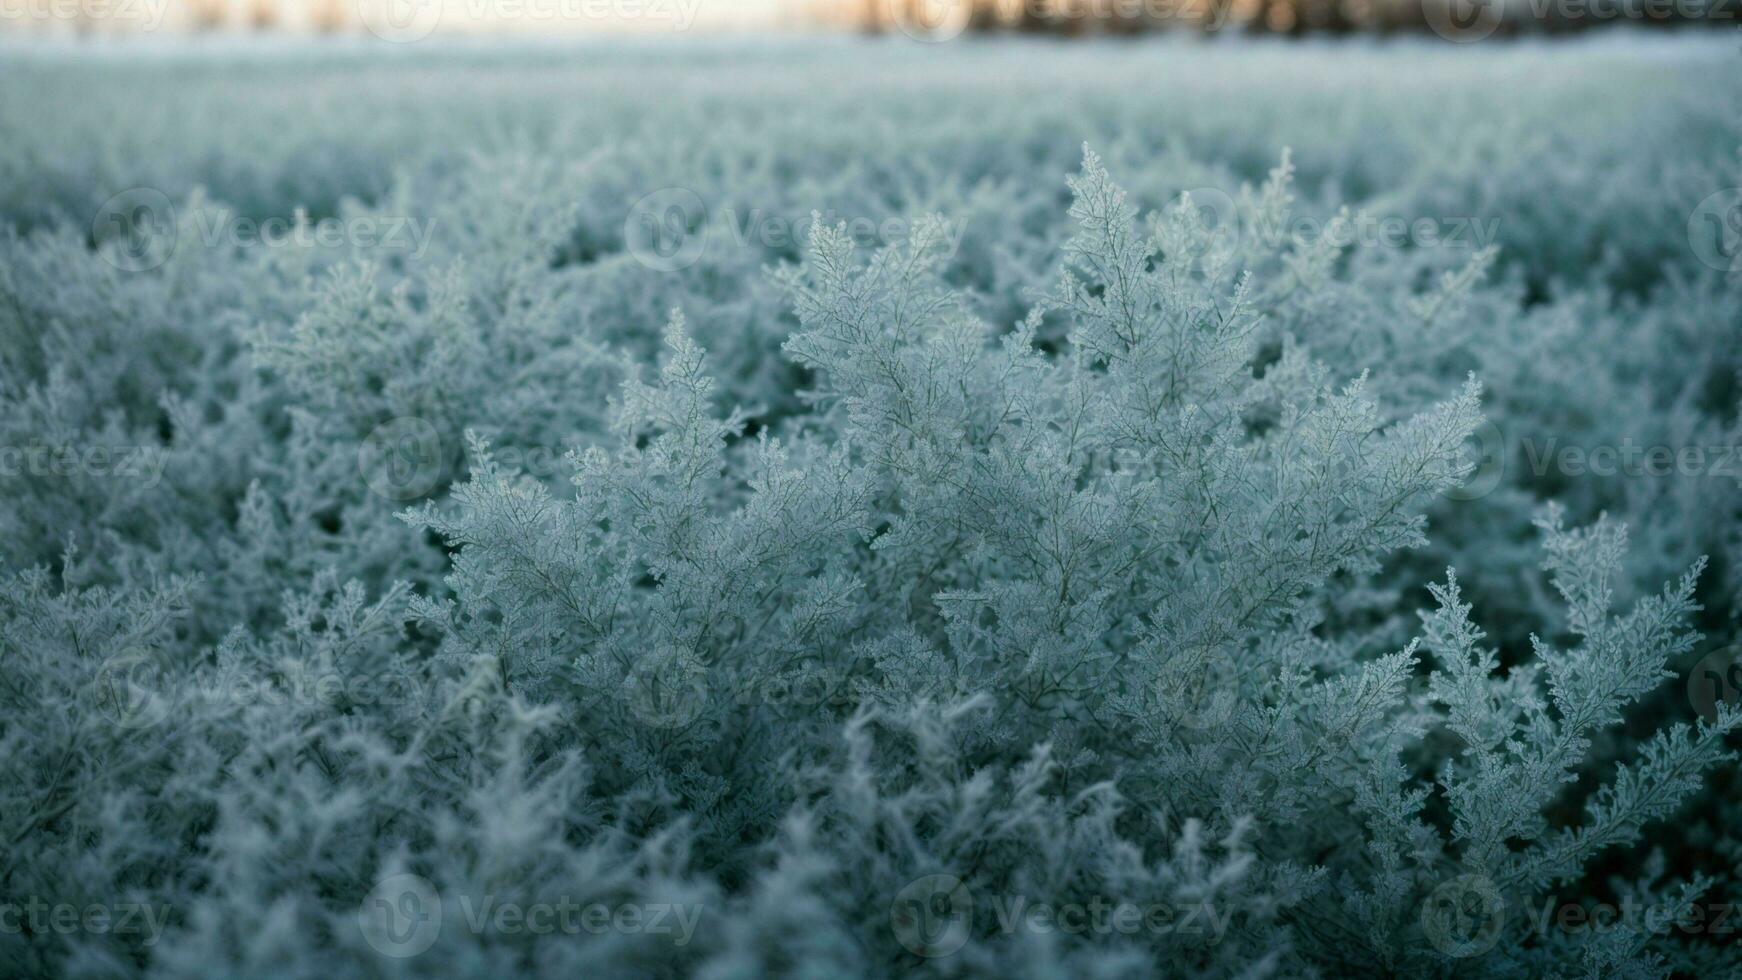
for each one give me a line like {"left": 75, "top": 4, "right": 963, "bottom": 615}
{"left": 1, "top": 37, "right": 1738, "bottom": 980}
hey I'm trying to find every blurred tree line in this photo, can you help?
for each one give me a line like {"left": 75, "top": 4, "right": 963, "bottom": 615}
{"left": 840, "top": 0, "right": 1736, "bottom": 36}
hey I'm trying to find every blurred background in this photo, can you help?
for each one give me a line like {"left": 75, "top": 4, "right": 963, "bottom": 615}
{"left": 0, "top": 0, "right": 1735, "bottom": 40}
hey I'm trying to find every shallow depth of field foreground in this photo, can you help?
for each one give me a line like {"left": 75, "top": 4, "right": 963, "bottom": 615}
{"left": 1, "top": 32, "right": 1741, "bottom": 979}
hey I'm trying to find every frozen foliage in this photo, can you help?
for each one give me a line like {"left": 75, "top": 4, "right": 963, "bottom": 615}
{"left": 1, "top": 34, "right": 1740, "bottom": 979}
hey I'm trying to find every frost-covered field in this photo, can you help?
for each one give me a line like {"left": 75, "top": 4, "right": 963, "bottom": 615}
{"left": 2, "top": 32, "right": 1741, "bottom": 978}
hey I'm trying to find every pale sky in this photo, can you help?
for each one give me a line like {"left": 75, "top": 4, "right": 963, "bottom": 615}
{"left": 0, "top": 0, "right": 806, "bottom": 36}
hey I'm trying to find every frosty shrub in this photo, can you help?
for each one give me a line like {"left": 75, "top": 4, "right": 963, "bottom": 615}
{"left": 1, "top": 34, "right": 1739, "bottom": 980}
